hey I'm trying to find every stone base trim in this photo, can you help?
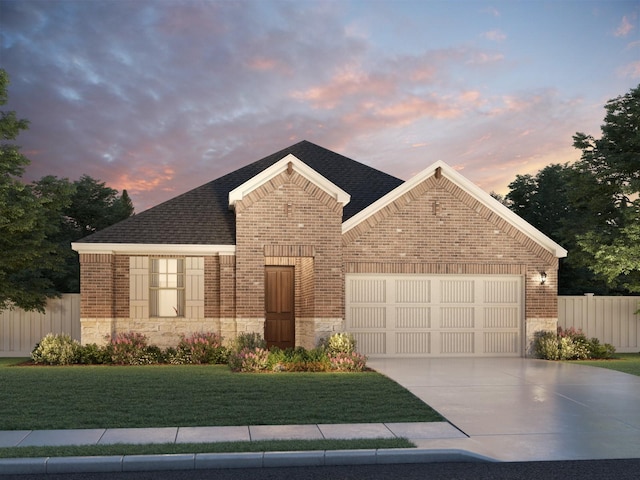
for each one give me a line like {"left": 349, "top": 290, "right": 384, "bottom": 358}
{"left": 525, "top": 317, "right": 558, "bottom": 357}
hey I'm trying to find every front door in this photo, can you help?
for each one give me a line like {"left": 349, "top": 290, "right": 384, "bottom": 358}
{"left": 264, "top": 266, "right": 295, "bottom": 349}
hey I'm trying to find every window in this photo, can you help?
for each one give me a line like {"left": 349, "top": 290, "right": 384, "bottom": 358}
{"left": 150, "top": 258, "right": 185, "bottom": 317}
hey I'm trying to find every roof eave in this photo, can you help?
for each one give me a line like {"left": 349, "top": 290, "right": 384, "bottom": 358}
{"left": 71, "top": 243, "right": 236, "bottom": 255}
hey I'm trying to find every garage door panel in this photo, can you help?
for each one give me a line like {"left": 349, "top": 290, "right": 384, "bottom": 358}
{"left": 396, "top": 332, "right": 431, "bottom": 354}
{"left": 396, "top": 307, "right": 431, "bottom": 328}
{"left": 352, "top": 332, "right": 386, "bottom": 354}
{"left": 349, "top": 279, "right": 386, "bottom": 303}
{"left": 395, "top": 279, "right": 431, "bottom": 303}
{"left": 441, "top": 279, "right": 474, "bottom": 303}
{"left": 484, "top": 279, "right": 520, "bottom": 303}
{"left": 346, "top": 274, "right": 523, "bottom": 357}
{"left": 484, "top": 307, "right": 519, "bottom": 328}
{"left": 484, "top": 332, "right": 519, "bottom": 354}
{"left": 440, "top": 307, "right": 475, "bottom": 328}
{"left": 349, "top": 307, "right": 386, "bottom": 329}
{"left": 440, "top": 332, "right": 475, "bottom": 354}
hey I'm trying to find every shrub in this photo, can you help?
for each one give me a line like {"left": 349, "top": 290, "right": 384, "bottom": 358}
{"left": 232, "top": 332, "right": 267, "bottom": 352}
{"left": 268, "top": 347, "right": 330, "bottom": 372}
{"left": 319, "top": 332, "right": 356, "bottom": 356}
{"left": 533, "top": 330, "right": 560, "bottom": 360}
{"left": 534, "top": 327, "right": 616, "bottom": 360}
{"left": 175, "top": 332, "right": 228, "bottom": 364}
{"left": 31, "top": 333, "right": 81, "bottom": 365}
{"left": 228, "top": 347, "right": 270, "bottom": 372}
{"left": 329, "top": 351, "right": 368, "bottom": 372}
{"left": 586, "top": 337, "right": 616, "bottom": 359}
{"left": 78, "top": 343, "right": 111, "bottom": 365}
{"left": 109, "top": 332, "right": 151, "bottom": 365}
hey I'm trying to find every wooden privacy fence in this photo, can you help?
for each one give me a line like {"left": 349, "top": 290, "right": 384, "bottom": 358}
{"left": 0, "top": 294, "right": 80, "bottom": 357}
{"left": 558, "top": 296, "right": 640, "bottom": 353}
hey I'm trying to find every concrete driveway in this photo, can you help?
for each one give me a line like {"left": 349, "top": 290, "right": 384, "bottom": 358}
{"left": 368, "top": 357, "right": 640, "bottom": 461}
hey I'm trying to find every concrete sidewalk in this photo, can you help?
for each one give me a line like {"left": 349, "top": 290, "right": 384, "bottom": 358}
{"left": 0, "top": 422, "right": 491, "bottom": 475}
{"left": 0, "top": 422, "right": 464, "bottom": 448}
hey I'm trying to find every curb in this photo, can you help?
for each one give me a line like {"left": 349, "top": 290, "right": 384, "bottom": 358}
{"left": 0, "top": 448, "right": 497, "bottom": 475}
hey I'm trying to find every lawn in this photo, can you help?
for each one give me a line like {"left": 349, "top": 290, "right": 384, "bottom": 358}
{"left": 568, "top": 352, "right": 640, "bottom": 376}
{"left": 0, "top": 359, "right": 443, "bottom": 430}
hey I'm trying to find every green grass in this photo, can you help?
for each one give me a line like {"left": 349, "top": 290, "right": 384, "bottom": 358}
{"left": 0, "top": 361, "right": 443, "bottom": 430}
{"left": 0, "top": 438, "right": 414, "bottom": 459}
{"left": 568, "top": 352, "right": 640, "bottom": 376}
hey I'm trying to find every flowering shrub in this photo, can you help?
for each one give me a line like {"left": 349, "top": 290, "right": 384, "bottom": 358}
{"left": 173, "top": 332, "right": 228, "bottom": 364}
{"left": 329, "top": 352, "right": 368, "bottom": 372}
{"left": 319, "top": 332, "right": 356, "bottom": 356}
{"left": 109, "top": 332, "right": 151, "bottom": 365}
{"left": 228, "top": 347, "right": 270, "bottom": 372}
{"left": 31, "top": 333, "right": 81, "bottom": 365}
{"left": 233, "top": 332, "right": 267, "bottom": 351}
{"left": 267, "top": 347, "right": 330, "bottom": 372}
{"left": 534, "top": 327, "right": 615, "bottom": 360}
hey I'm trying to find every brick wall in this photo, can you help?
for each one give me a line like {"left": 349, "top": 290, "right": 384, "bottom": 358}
{"left": 79, "top": 253, "right": 115, "bottom": 318}
{"left": 234, "top": 169, "right": 344, "bottom": 320}
{"left": 343, "top": 175, "right": 560, "bottom": 320}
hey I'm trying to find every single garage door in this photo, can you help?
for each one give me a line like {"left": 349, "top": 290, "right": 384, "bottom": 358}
{"left": 346, "top": 274, "right": 523, "bottom": 357}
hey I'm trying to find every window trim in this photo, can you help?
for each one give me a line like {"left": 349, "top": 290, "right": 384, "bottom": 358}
{"left": 149, "top": 257, "right": 185, "bottom": 318}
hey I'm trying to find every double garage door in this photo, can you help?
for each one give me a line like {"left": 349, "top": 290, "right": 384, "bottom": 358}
{"left": 346, "top": 274, "right": 523, "bottom": 357}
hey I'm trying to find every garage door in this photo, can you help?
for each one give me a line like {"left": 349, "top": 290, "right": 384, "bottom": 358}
{"left": 345, "top": 274, "right": 523, "bottom": 357}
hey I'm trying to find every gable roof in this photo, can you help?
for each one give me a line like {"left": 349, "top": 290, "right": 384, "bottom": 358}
{"left": 228, "top": 153, "right": 351, "bottom": 209}
{"left": 75, "top": 140, "right": 403, "bottom": 246}
{"left": 343, "top": 160, "right": 568, "bottom": 258}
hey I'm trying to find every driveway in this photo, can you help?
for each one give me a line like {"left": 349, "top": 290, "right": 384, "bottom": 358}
{"left": 367, "top": 357, "right": 640, "bottom": 461}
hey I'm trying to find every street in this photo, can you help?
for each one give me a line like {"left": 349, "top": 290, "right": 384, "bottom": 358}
{"left": 3, "top": 459, "right": 640, "bottom": 480}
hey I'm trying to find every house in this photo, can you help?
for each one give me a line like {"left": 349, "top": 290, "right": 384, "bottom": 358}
{"left": 72, "top": 141, "right": 567, "bottom": 357}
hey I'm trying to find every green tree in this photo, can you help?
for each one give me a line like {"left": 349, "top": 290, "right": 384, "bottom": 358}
{"left": 573, "top": 84, "right": 640, "bottom": 294}
{"left": 31, "top": 175, "right": 135, "bottom": 293}
{"left": 0, "top": 69, "right": 69, "bottom": 312}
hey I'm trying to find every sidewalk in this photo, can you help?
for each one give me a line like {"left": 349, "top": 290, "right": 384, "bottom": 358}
{"left": 0, "top": 423, "right": 491, "bottom": 475}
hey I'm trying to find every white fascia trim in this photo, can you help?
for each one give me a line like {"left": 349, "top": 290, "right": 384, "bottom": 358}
{"left": 228, "top": 153, "right": 351, "bottom": 208}
{"left": 342, "top": 160, "right": 568, "bottom": 259}
{"left": 71, "top": 243, "right": 236, "bottom": 256}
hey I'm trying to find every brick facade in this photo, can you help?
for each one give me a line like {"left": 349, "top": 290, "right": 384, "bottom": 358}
{"left": 76, "top": 159, "right": 563, "bottom": 356}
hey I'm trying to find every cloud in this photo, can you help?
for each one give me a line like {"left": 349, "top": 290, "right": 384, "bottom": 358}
{"left": 0, "top": 0, "right": 630, "bottom": 213}
{"left": 482, "top": 29, "right": 507, "bottom": 42}
{"left": 618, "top": 61, "right": 640, "bottom": 79}
{"left": 615, "top": 14, "right": 635, "bottom": 37}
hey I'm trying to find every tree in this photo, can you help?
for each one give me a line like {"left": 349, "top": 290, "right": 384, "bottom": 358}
{"left": 573, "top": 84, "right": 640, "bottom": 294}
{"left": 0, "top": 69, "right": 69, "bottom": 312}
{"left": 31, "top": 175, "right": 135, "bottom": 293}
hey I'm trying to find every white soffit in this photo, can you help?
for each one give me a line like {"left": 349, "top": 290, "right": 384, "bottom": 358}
{"left": 71, "top": 243, "right": 236, "bottom": 256}
{"left": 342, "top": 160, "right": 568, "bottom": 259}
{"left": 228, "top": 153, "right": 351, "bottom": 208}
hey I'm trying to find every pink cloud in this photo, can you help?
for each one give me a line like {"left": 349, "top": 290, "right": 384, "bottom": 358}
{"left": 291, "top": 67, "right": 395, "bottom": 110}
{"left": 615, "top": 15, "right": 635, "bottom": 37}
{"left": 618, "top": 60, "right": 640, "bottom": 79}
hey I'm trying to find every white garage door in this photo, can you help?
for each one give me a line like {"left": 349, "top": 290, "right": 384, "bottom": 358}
{"left": 345, "top": 274, "right": 523, "bottom": 357}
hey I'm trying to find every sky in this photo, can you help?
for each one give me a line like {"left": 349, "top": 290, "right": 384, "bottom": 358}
{"left": 1, "top": 0, "right": 639, "bottom": 212}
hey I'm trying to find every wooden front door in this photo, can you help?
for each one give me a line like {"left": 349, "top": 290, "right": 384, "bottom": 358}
{"left": 264, "top": 266, "right": 295, "bottom": 349}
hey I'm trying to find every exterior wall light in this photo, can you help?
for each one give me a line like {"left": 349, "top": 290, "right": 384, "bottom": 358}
{"left": 539, "top": 271, "right": 547, "bottom": 285}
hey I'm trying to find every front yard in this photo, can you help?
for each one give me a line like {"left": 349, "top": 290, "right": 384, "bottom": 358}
{"left": 0, "top": 359, "right": 443, "bottom": 431}
{"left": 567, "top": 352, "right": 640, "bottom": 376}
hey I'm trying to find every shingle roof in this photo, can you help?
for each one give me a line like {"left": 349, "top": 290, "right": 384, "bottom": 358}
{"left": 78, "top": 140, "right": 404, "bottom": 245}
